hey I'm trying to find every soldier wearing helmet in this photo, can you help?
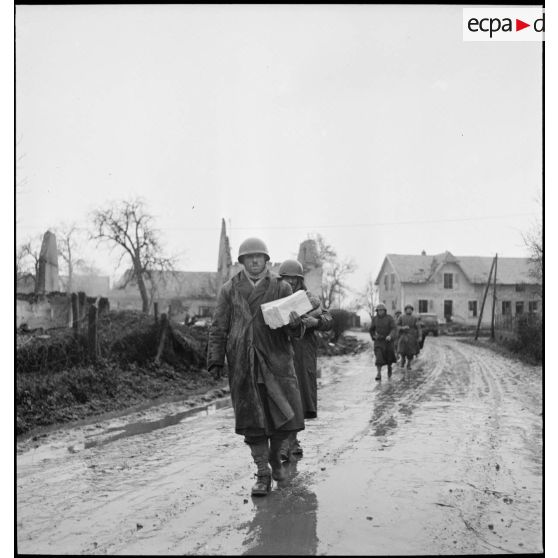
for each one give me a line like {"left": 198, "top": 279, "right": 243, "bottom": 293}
{"left": 396, "top": 304, "right": 422, "bottom": 370}
{"left": 277, "top": 259, "right": 333, "bottom": 460}
{"left": 369, "top": 303, "right": 397, "bottom": 380}
{"left": 208, "top": 238, "right": 305, "bottom": 497}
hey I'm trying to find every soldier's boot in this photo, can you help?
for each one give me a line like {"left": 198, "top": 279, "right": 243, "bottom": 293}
{"left": 280, "top": 438, "right": 290, "bottom": 462}
{"left": 290, "top": 432, "right": 303, "bottom": 457}
{"left": 387, "top": 365, "right": 393, "bottom": 378}
{"left": 375, "top": 366, "right": 382, "bottom": 381}
{"left": 249, "top": 442, "right": 272, "bottom": 497}
{"left": 400, "top": 356, "right": 406, "bottom": 369}
{"left": 269, "top": 436, "right": 288, "bottom": 481}
{"left": 406, "top": 357, "right": 413, "bottom": 371}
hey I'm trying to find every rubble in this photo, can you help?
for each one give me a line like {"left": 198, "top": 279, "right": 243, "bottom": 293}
{"left": 316, "top": 333, "right": 370, "bottom": 356}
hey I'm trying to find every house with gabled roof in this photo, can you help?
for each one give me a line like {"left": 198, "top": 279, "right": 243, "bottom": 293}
{"left": 375, "top": 251, "right": 541, "bottom": 325}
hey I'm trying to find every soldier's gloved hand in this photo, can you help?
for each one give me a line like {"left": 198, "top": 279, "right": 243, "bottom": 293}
{"left": 386, "top": 335, "right": 392, "bottom": 342}
{"left": 302, "top": 316, "right": 319, "bottom": 328}
{"left": 289, "top": 311, "right": 302, "bottom": 327}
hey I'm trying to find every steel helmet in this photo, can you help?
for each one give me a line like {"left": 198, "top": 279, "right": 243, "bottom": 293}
{"left": 278, "top": 259, "right": 304, "bottom": 278}
{"left": 404, "top": 304, "right": 414, "bottom": 311}
{"left": 375, "top": 303, "right": 387, "bottom": 311}
{"left": 238, "top": 237, "right": 270, "bottom": 262}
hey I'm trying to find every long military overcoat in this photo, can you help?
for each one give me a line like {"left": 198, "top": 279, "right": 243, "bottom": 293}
{"left": 396, "top": 314, "right": 422, "bottom": 357}
{"left": 208, "top": 270, "right": 305, "bottom": 436}
{"left": 291, "top": 292, "right": 333, "bottom": 419}
{"left": 369, "top": 313, "right": 397, "bottom": 366}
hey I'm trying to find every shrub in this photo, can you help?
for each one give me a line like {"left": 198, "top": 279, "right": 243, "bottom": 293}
{"left": 510, "top": 314, "right": 542, "bottom": 362}
{"left": 329, "top": 309, "right": 353, "bottom": 342}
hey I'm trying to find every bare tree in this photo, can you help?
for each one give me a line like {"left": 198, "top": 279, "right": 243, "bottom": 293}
{"left": 55, "top": 223, "right": 86, "bottom": 293}
{"left": 313, "top": 234, "right": 356, "bottom": 309}
{"left": 523, "top": 192, "right": 542, "bottom": 294}
{"left": 356, "top": 274, "right": 378, "bottom": 318}
{"left": 523, "top": 222, "right": 542, "bottom": 288}
{"left": 16, "top": 235, "right": 42, "bottom": 280}
{"left": 91, "top": 199, "right": 175, "bottom": 313}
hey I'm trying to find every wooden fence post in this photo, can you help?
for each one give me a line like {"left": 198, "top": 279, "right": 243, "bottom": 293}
{"left": 78, "top": 292, "right": 86, "bottom": 323}
{"left": 71, "top": 293, "right": 79, "bottom": 338}
{"left": 155, "top": 313, "right": 168, "bottom": 365}
{"left": 88, "top": 304, "right": 98, "bottom": 362}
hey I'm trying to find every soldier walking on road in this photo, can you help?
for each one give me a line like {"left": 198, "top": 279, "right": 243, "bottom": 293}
{"left": 207, "top": 238, "right": 306, "bottom": 497}
{"left": 396, "top": 304, "right": 422, "bottom": 371}
{"left": 278, "top": 259, "right": 333, "bottom": 460}
{"left": 369, "top": 303, "right": 397, "bottom": 381}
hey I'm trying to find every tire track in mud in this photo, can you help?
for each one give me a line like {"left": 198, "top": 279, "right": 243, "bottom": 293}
{"left": 428, "top": 339, "right": 542, "bottom": 554}
{"left": 17, "top": 336, "right": 542, "bottom": 555}
{"left": 315, "top": 339, "right": 451, "bottom": 467}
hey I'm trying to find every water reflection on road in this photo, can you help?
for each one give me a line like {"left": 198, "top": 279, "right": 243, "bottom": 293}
{"left": 243, "top": 461, "right": 318, "bottom": 556}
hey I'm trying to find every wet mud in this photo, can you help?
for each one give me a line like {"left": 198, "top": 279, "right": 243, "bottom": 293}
{"left": 17, "top": 334, "right": 542, "bottom": 555}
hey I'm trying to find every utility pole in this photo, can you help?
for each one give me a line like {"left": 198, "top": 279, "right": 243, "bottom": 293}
{"left": 475, "top": 255, "right": 496, "bottom": 340}
{"left": 490, "top": 253, "right": 498, "bottom": 340}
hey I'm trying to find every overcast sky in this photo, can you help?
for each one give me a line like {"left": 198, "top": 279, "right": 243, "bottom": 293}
{"left": 15, "top": 4, "right": 542, "bottom": 298}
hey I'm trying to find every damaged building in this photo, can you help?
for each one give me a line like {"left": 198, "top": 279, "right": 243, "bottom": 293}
{"left": 109, "top": 220, "right": 323, "bottom": 321}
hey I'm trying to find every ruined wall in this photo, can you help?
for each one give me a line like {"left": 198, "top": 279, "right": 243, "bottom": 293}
{"left": 16, "top": 293, "right": 71, "bottom": 330}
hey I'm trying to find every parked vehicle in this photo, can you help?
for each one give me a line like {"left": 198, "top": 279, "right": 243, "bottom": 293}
{"left": 418, "top": 313, "right": 440, "bottom": 336}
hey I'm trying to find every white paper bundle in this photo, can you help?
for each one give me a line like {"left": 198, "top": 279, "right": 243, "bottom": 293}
{"left": 261, "top": 290, "right": 313, "bottom": 329}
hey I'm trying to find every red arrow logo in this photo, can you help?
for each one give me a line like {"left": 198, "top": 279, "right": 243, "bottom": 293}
{"left": 516, "top": 19, "right": 530, "bottom": 31}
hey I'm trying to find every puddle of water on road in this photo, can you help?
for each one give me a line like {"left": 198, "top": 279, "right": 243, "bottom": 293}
{"left": 242, "top": 462, "right": 319, "bottom": 556}
{"left": 84, "top": 398, "right": 232, "bottom": 449}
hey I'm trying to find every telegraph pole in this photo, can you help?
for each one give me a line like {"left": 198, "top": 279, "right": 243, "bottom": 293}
{"left": 475, "top": 255, "right": 496, "bottom": 340}
{"left": 490, "top": 253, "right": 498, "bottom": 340}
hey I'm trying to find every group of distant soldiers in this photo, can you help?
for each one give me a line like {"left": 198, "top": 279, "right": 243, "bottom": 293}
{"left": 368, "top": 303, "right": 423, "bottom": 381}
{"left": 208, "top": 237, "right": 333, "bottom": 497}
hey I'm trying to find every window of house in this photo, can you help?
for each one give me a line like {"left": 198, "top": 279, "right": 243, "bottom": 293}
{"left": 390, "top": 273, "right": 395, "bottom": 290}
{"left": 418, "top": 300, "right": 428, "bottom": 313}
{"left": 391, "top": 300, "right": 396, "bottom": 310}
{"left": 502, "top": 301, "right": 511, "bottom": 315}
{"left": 515, "top": 283, "right": 526, "bottom": 292}
{"left": 198, "top": 306, "right": 213, "bottom": 317}
{"left": 384, "top": 275, "right": 389, "bottom": 291}
{"left": 468, "top": 300, "right": 478, "bottom": 318}
{"left": 443, "top": 273, "right": 453, "bottom": 289}
{"left": 515, "top": 301, "right": 524, "bottom": 315}
{"left": 528, "top": 301, "right": 538, "bottom": 313}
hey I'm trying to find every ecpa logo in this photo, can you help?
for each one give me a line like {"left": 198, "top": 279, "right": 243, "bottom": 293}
{"left": 463, "top": 8, "right": 544, "bottom": 42}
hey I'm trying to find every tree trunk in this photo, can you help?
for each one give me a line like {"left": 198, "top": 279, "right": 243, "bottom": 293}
{"left": 134, "top": 265, "right": 150, "bottom": 314}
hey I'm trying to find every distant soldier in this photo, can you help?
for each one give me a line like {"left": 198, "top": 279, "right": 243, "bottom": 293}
{"left": 393, "top": 310, "right": 402, "bottom": 363}
{"left": 208, "top": 238, "right": 305, "bottom": 497}
{"left": 369, "top": 303, "right": 397, "bottom": 381}
{"left": 396, "top": 304, "right": 422, "bottom": 370}
{"left": 278, "top": 259, "right": 333, "bottom": 459}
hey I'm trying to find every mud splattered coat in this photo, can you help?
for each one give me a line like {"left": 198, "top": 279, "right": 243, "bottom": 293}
{"left": 208, "top": 270, "right": 305, "bottom": 437}
{"left": 292, "top": 292, "right": 333, "bottom": 419}
{"left": 396, "top": 314, "right": 422, "bottom": 357}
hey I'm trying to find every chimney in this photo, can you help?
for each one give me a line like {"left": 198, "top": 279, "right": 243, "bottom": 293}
{"left": 421, "top": 250, "right": 426, "bottom": 256}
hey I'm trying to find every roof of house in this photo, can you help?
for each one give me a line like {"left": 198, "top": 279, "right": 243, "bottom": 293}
{"left": 376, "top": 252, "right": 538, "bottom": 285}
{"left": 112, "top": 270, "right": 220, "bottom": 299}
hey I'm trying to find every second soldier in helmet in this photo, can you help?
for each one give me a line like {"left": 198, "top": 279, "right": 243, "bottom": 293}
{"left": 278, "top": 259, "right": 333, "bottom": 460}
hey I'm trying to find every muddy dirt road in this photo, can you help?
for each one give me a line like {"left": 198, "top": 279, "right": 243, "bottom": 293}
{"left": 17, "top": 334, "right": 542, "bottom": 555}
